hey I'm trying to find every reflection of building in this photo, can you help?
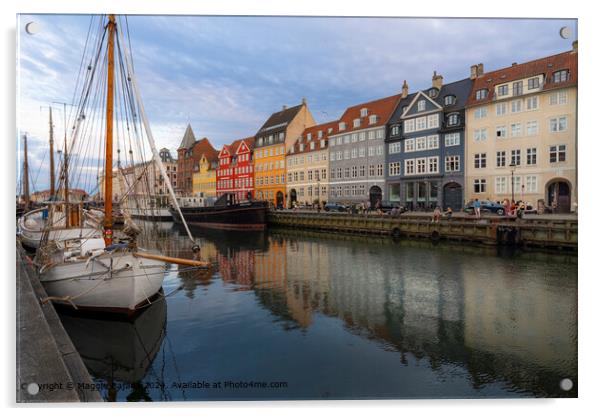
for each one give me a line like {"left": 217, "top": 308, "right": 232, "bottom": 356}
{"left": 327, "top": 94, "right": 401, "bottom": 207}
{"left": 254, "top": 100, "right": 315, "bottom": 208}
{"left": 176, "top": 124, "right": 218, "bottom": 196}
{"left": 465, "top": 44, "right": 578, "bottom": 212}
{"left": 217, "top": 248, "right": 255, "bottom": 287}
{"left": 285, "top": 121, "right": 336, "bottom": 207}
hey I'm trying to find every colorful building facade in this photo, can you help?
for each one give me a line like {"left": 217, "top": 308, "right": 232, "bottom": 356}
{"left": 176, "top": 124, "right": 218, "bottom": 196}
{"left": 464, "top": 44, "right": 578, "bottom": 212}
{"left": 216, "top": 137, "right": 256, "bottom": 201}
{"left": 192, "top": 152, "right": 218, "bottom": 198}
{"left": 254, "top": 101, "right": 315, "bottom": 208}
{"left": 285, "top": 121, "right": 336, "bottom": 207}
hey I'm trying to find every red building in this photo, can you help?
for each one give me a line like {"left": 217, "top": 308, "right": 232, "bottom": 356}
{"left": 216, "top": 137, "right": 256, "bottom": 201}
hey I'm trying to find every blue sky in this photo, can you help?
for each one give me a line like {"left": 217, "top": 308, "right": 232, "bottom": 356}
{"left": 17, "top": 14, "right": 577, "bottom": 192}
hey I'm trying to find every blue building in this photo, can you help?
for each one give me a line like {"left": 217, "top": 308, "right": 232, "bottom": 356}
{"left": 385, "top": 73, "right": 473, "bottom": 211}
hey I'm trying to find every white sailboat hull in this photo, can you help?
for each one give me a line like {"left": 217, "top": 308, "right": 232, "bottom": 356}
{"left": 40, "top": 249, "right": 166, "bottom": 313}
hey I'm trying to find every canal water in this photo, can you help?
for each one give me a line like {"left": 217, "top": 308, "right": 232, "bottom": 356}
{"left": 57, "top": 221, "right": 577, "bottom": 401}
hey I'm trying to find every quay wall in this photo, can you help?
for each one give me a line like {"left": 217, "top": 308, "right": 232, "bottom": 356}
{"left": 267, "top": 212, "right": 577, "bottom": 250}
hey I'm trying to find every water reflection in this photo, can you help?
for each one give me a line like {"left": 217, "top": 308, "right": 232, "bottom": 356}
{"left": 59, "top": 298, "right": 167, "bottom": 401}
{"left": 62, "top": 222, "right": 577, "bottom": 400}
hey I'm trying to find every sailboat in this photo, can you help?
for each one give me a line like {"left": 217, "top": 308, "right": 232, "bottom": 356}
{"left": 34, "top": 14, "right": 206, "bottom": 314}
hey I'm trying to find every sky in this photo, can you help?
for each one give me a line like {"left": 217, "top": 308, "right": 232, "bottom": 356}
{"left": 16, "top": 14, "right": 577, "bottom": 193}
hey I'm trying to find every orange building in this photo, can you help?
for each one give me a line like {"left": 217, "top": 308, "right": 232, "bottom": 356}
{"left": 253, "top": 100, "right": 315, "bottom": 208}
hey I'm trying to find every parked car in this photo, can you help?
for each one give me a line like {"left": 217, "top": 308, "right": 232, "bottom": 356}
{"left": 464, "top": 200, "right": 505, "bottom": 216}
{"left": 324, "top": 202, "right": 347, "bottom": 212}
{"left": 380, "top": 202, "right": 406, "bottom": 214}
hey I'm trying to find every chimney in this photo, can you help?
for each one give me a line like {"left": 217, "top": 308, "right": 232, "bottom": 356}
{"left": 432, "top": 71, "right": 443, "bottom": 89}
{"left": 470, "top": 64, "right": 478, "bottom": 80}
{"left": 302, "top": 97, "right": 307, "bottom": 105}
{"left": 401, "top": 80, "right": 409, "bottom": 98}
{"left": 511, "top": 62, "right": 517, "bottom": 66}
{"left": 572, "top": 40, "right": 578, "bottom": 53}
{"left": 477, "top": 63, "right": 484, "bottom": 76}
{"left": 282, "top": 105, "right": 287, "bottom": 111}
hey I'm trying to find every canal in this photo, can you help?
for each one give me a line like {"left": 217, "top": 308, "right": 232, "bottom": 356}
{"left": 56, "top": 221, "right": 577, "bottom": 401}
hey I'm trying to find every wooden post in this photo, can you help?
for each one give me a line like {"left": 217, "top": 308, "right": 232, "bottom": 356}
{"left": 103, "top": 14, "right": 116, "bottom": 245}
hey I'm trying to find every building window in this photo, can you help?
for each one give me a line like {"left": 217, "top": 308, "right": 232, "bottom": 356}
{"left": 496, "top": 151, "right": 506, "bottom": 167}
{"left": 351, "top": 166, "right": 358, "bottom": 178}
{"left": 495, "top": 177, "right": 507, "bottom": 194}
{"left": 526, "top": 148, "right": 537, "bottom": 165}
{"left": 474, "top": 179, "right": 486, "bottom": 193}
{"left": 497, "top": 85, "right": 508, "bottom": 96}
{"left": 360, "top": 108, "right": 368, "bottom": 117}
{"left": 369, "top": 165, "right": 375, "bottom": 176}
{"left": 476, "top": 89, "right": 488, "bottom": 100}
{"left": 474, "top": 106, "right": 487, "bottom": 119}
{"left": 404, "top": 119, "right": 415, "bottom": 133}
{"left": 416, "top": 137, "right": 426, "bottom": 151}
{"left": 428, "top": 157, "right": 438, "bottom": 173}
{"left": 444, "top": 132, "right": 460, "bottom": 147}
{"left": 496, "top": 125, "right": 507, "bottom": 139}
{"left": 448, "top": 114, "right": 459, "bottom": 126}
{"left": 511, "top": 149, "right": 521, "bottom": 166}
{"left": 511, "top": 99, "right": 522, "bottom": 113}
{"left": 528, "top": 77, "right": 540, "bottom": 90}
{"left": 389, "top": 162, "right": 401, "bottom": 176}
{"left": 415, "top": 117, "right": 427, "bottom": 131}
{"left": 550, "top": 90, "right": 568, "bottom": 105}
{"left": 416, "top": 158, "right": 426, "bottom": 174}
{"left": 352, "top": 133, "right": 358, "bottom": 142}
{"left": 368, "top": 147, "right": 375, "bottom": 157}
{"left": 426, "top": 135, "right": 439, "bottom": 149}
{"left": 444, "top": 95, "right": 456, "bottom": 106}
{"left": 358, "top": 147, "right": 365, "bottom": 157}
{"left": 368, "top": 131, "right": 376, "bottom": 140}
{"left": 427, "top": 114, "right": 439, "bottom": 129}
{"left": 359, "top": 165, "right": 365, "bottom": 177}
{"left": 496, "top": 102, "right": 507, "bottom": 116}
{"left": 330, "top": 152, "right": 335, "bottom": 162}
{"left": 405, "top": 160, "right": 415, "bottom": 175}
{"left": 474, "top": 128, "right": 487, "bottom": 141}
{"left": 552, "top": 70, "right": 569, "bottom": 83}
{"left": 525, "top": 175, "right": 538, "bottom": 193}
{"left": 339, "top": 122, "right": 346, "bottom": 131}
{"left": 351, "top": 148, "right": 357, "bottom": 158}
{"left": 344, "top": 150, "right": 350, "bottom": 159}
{"left": 445, "top": 155, "right": 460, "bottom": 172}
{"left": 353, "top": 118, "right": 361, "bottom": 128}
{"left": 526, "top": 96, "right": 539, "bottom": 110}
{"left": 369, "top": 115, "right": 378, "bottom": 124}
{"left": 417, "top": 100, "right": 426, "bottom": 111}
{"left": 474, "top": 153, "right": 487, "bottom": 169}
{"left": 510, "top": 123, "right": 522, "bottom": 137}
{"left": 389, "top": 142, "right": 401, "bottom": 154}
{"left": 549, "top": 145, "right": 566, "bottom": 163}
{"left": 512, "top": 81, "right": 523, "bottom": 96}
{"left": 526, "top": 121, "right": 538, "bottom": 136}
{"left": 405, "top": 139, "right": 415, "bottom": 152}
{"left": 391, "top": 125, "right": 400, "bottom": 136}
{"left": 550, "top": 116, "right": 568, "bottom": 132}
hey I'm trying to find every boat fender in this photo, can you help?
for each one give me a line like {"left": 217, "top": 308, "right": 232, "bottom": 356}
{"left": 192, "top": 244, "right": 201, "bottom": 253}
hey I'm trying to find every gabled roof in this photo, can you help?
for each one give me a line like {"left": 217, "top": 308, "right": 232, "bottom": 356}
{"left": 235, "top": 137, "right": 255, "bottom": 154}
{"left": 192, "top": 137, "right": 219, "bottom": 162}
{"left": 466, "top": 49, "right": 577, "bottom": 107}
{"left": 178, "top": 124, "right": 196, "bottom": 149}
{"left": 400, "top": 90, "right": 442, "bottom": 118}
{"left": 334, "top": 94, "right": 402, "bottom": 135}
{"left": 256, "top": 104, "right": 304, "bottom": 136}
{"left": 288, "top": 120, "right": 338, "bottom": 155}
{"left": 220, "top": 137, "right": 255, "bottom": 160}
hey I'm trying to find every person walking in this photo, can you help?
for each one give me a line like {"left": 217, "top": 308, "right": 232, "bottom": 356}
{"left": 474, "top": 198, "right": 481, "bottom": 219}
{"left": 432, "top": 206, "right": 442, "bottom": 223}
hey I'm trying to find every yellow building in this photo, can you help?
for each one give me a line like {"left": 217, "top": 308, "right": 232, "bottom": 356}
{"left": 192, "top": 153, "right": 218, "bottom": 198}
{"left": 465, "top": 44, "right": 577, "bottom": 212}
{"left": 254, "top": 100, "right": 315, "bottom": 208}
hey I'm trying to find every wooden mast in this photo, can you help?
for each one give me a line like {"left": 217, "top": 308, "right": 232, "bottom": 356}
{"left": 103, "top": 14, "right": 116, "bottom": 246}
{"left": 22, "top": 134, "right": 30, "bottom": 210}
{"left": 48, "top": 106, "right": 56, "bottom": 198}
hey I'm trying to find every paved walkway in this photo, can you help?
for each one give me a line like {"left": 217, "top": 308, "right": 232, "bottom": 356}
{"left": 16, "top": 246, "right": 102, "bottom": 403}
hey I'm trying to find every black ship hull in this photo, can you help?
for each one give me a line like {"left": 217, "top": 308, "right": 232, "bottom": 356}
{"left": 170, "top": 201, "right": 268, "bottom": 230}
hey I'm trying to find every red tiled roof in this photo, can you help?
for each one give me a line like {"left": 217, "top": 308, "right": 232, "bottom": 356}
{"left": 192, "top": 137, "right": 219, "bottom": 162}
{"left": 288, "top": 120, "right": 338, "bottom": 155}
{"left": 466, "top": 49, "right": 577, "bottom": 107}
{"left": 220, "top": 136, "right": 255, "bottom": 158}
{"left": 335, "top": 94, "right": 402, "bottom": 134}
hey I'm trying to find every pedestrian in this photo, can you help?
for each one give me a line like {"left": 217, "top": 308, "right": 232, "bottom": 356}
{"left": 432, "top": 206, "right": 442, "bottom": 223}
{"left": 444, "top": 207, "right": 453, "bottom": 219}
{"left": 474, "top": 198, "right": 481, "bottom": 219}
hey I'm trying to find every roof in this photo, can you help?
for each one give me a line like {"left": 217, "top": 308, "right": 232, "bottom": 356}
{"left": 220, "top": 136, "right": 255, "bottom": 159}
{"left": 435, "top": 77, "right": 474, "bottom": 111}
{"left": 334, "top": 94, "right": 402, "bottom": 135}
{"left": 288, "top": 120, "right": 338, "bottom": 155}
{"left": 256, "top": 104, "right": 304, "bottom": 137}
{"left": 178, "top": 124, "right": 196, "bottom": 149}
{"left": 192, "top": 137, "right": 219, "bottom": 162}
{"left": 466, "top": 49, "right": 577, "bottom": 107}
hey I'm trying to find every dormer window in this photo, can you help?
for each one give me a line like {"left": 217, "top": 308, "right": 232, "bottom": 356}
{"left": 476, "top": 89, "right": 488, "bottom": 100}
{"left": 447, "top": 113, "right": 459, "bottom": 126}
{"left": 327, "top": 127, "right": 333, "bottom": 134}
{"left": 552, "top": 69, "right": 569, "bottom": 83}
{"left": 339, "top": 122, "right": 347, "bottom": 131}
{"left": 391, "top": 125, "right": 399, "bottom": 136}
{"left": 318, "top": 130, "right": 323, "bottom": 139}
{"left": 369, "top": 115, "right": 377, "bottom": 125}
{"left": 307, "top": 133, "right": 312, "bottom": 141}
{"left": 428, "top": 88, "right": 438, "bottom": 98}
{"left": 444, "top": 95, "right": 456, "bottom": 106}
{"left": 360, "top": 108, "right": 368, "bottom": 117}
{"left": 353, "top": 118, "right": 361, "bottom": 128}
{"left": 402, "top": 105, "right": 409, "bottom": 114}
{"left": 417, "top": 100, "right": 426, "bottom": 111}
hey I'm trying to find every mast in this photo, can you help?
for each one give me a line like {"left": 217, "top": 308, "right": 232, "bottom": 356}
{"left": 48, "top": 106, "right": 56, "bottom": 197}
{"left": 22, "top": 134, "right": 30, "bottom": 210}
{"left": 103, "top": 14, "right": 116, "bottom": 245}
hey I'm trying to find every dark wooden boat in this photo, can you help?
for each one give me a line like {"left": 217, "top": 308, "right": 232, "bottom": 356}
{"left": 170, "top": 193, "right": 268, "bottom": 230}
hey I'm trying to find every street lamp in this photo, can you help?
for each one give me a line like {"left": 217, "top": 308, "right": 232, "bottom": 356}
{"left": 509, "top": 162, "right": 516, "bottom": 202}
